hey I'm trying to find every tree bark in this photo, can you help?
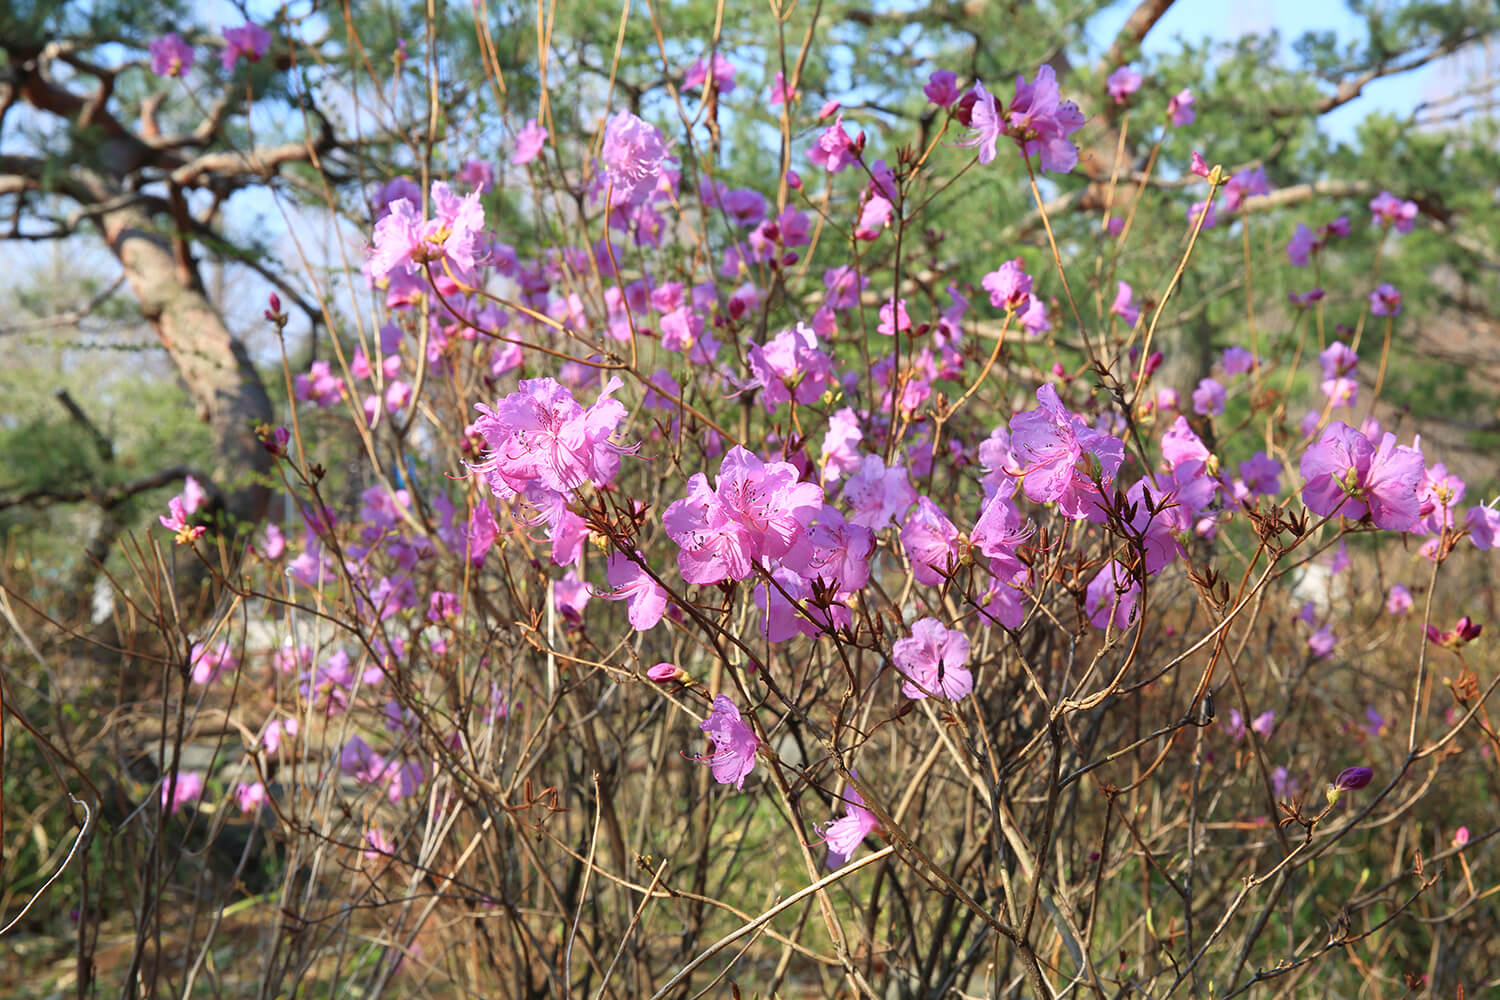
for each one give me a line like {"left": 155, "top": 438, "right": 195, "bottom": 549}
{"left": 94, "top": 197, "right": 274, "bottom": 532}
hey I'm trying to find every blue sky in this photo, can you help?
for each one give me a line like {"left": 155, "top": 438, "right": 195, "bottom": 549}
{"left": 1087, "top": 0, "right": 1444, "bottom": 138}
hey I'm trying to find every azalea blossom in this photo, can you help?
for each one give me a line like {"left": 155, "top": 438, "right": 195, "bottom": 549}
{"left": 1299, "top": 422, "right": 1425, "bottom": 531}
{"left": 683, "top": 51, "right": 736, "bottom": 94}
{"left": 693, "top": 695, "right": 759, "bottom": 789}
{"left": 222, "top": 22, "right": 271, "bottom": 70}
{"left": 369, "top": 181, "right": 485, "bottom": 282}
{"left": 1006, "top": 65, "right": 1086, "bottom": 173}
{"left": 663, "top": 447, "right": 824, "bottom": 584}
{"left": 1009, "top": 384, "right": 1125, "bottom": 521}
{"left": 956, "top": 81, "right": 1002, "bottom": 164}
{"left": 161, "top": 771, "right": 205, "bottom": 815}
{"left": 1167, "top": 89, "right": 1195, "bottom": 127}
{"left": 150, "top": 33, "right": 194, "bottom": 77}
{"left": 1106, "top": 65, "right": 1141, "bottom": 105}
{"left": 1369, "top": 190, "right": 1418, "bottom": 233}
{"left": 893, "top": 617, "right": 973, "bottom": 701}
{"left": 599, "top": 552, "right": 669, "bottom": 630}
{"left": 513, "top": 119, "right": 549, "bottom": 165}
{"left": 600, "top": 111, "right": 672, "bottom": 206}
{"left": 1109, "top": 281, "right": 1139, "bottom": 327}
{"left": 470, "top": 377, "right": 633, "bottom": 497}
{"left": 823, "top": 783, "right": 881, "bottom": 862}
{"left": 924, "top": 70, "right": 961, "bottom": 107}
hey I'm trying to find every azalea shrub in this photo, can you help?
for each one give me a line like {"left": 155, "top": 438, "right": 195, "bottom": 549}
{"left": 8, "top": 12, "right": 1500, "bottom": 1000}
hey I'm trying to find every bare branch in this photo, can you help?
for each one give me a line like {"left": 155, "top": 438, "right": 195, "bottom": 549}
{"left": 0, "top": 464, "right": 212, "bottom": 512}
{"left": 0, "top": 274, "right": 126, "bottom": 336}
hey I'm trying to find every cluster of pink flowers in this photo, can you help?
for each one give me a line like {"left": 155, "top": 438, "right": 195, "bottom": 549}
{"left": 955, "top": 65, "right": 1087, "bottom": 173}
{"left": 149, "top": 23, "right": 271, "bottom": 78}
{"left": 217, "top": 59, "right": 1499, "bottom": 865}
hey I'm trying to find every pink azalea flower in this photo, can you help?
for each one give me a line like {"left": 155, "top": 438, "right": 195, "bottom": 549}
{"left": 981, "top": 259, "right": 1033, "bottom": 311}
{"left": 877, "top": 297, "right": 911, "bottom": 336}
{"left": 1167, "top": 88, "right": 1195, "bottom": 127}
{"left": 970, "top": 491, "right": 1031, "bottom": 570}
{"left": 467, "top": 498, "right": 498, "bottom": 565}
{"left": 1300, "top": 422, "right": 1425, "bottom": 531}
{"left": 1221, "top": 346, "right": 1256, "bottom": 375}
{"left": 693, "top": 695, "right": 759, "bottom": 789}
{"left": 1288, "top": 288, "right": 1325, "bottom": 309}
{"left": 748, "top": 324, "right": 836, "bottom": 411}
{"left": 221, "top": 23, "right": 271, "bottom": 71}
{"left": 512, "top": 119, "right": 548, "bottom": 165}
{"left": 683, "top": 51, "right": 736, "bottom": 94}
{"left": 1106, "top": 65, "right": 1141, "bottom": 105}
{"left": 150, "top": 33, "right": 194, "bottom": 77}
{"left": 1425, "top": 615, "right": 1483, "bottom": 649}
{"left": 1187, "top": 199, "right": 1218, "bottom": 229}
{"left": 823, "top": 783, "right": 881, "bottom": 862}
{"left": 180, "top": 476, "right": 208, "bottom": 514}
{"left": 1368, "top": 283, "right": 1402, "bottom": 316}
{"left": 1239, "top": 452, "right": 1282, "bottom": 498}
{"left": 456, "top": 158, "right": 494, "bottom": 193}
{"left": 1222, "top": 167, "right": 1270, "bottom": 212}
{"left": 189, "top": 640, "right": 238, "bottom": 685}
{"left": 809, "top": 115, "right": 858, "bottom": 173}
{"left": 1417, "top": 462, "right": 1466, "bottom": 535}
{"left": 1007, "top": 65, "right": 1086, "bottom": 173}
{"left": 841, "top": 454, "right": 917, "bottom": 529}
{"left": 1018, "top": 294, "right": 1051, "bottom": 336}
{"left": 1085, "top": 560, "right": 1141, "bottom": 630}
{"left": 1467, "top": 499, "right": 1500, "bottom": 549}
{"left": 768, "top": 71, "right": 797, "bottom": 106}
{"left": 1109, "top": 281, "right": 1139, "bottom": 327}
{"left": 161, "top": 771, "right": 205, "bottom": 815}
{"left": 553, "top": 570, "right": 590, "bottom": 624}
{"left": 600, "top": 111, "right": 673, "bottom": 206}
{"left": 368, "top": 181, "right": 485, "bottom": 282}
{"left": 821, "top": 408, "right": 864, "bottom": 482}
{"left": 900, "top": 497, "right": 962, "bottom": 587}
{"left": 663, "top": 447, "right": 824, "bottom": 584}
{"left": 924, "top": 70, "right": 961, "bottom": 107}
{"left": 893, "top": 618, "right": 973, "bottom": 701}
{"left": 254, "top": 522, "right": 286, "bottom": 560}
{"left": 470, "top": 377, "right": 632, "bottom": 497}
{"left": 1385, "top": 584, "right": 1413, "bottom": 615}
{"left": 956, "top": 81, "right": 1003, "bottom": 164}
{"left": 259, "top": 717, "right": 299, "bottom": 754}
{"left": 854, "top": 194, "right": 894, "bottom": 241}
{"left": 295, "top": 360, "right": 346, "bottom": 408}
{"left": 1287, "top": 223, "right": 1318, "bottom": 267}
{"left": 1161, "top": 416, "right": 1211, "bottom": 468}
{"left": 1369, "top": 191, "right": 1418, "bottom": 233}
{"left": 647, "top": 663, "right": 682, "bottom": 683}
{"left": 781, "top": 504, "right": 874, "bottom": 597}
{"left": 234, "top": 781, "right": 267, "bottom": 814}
{"left": 159, "top": 496, "right": 206, "bottom": 545}
{"left": 1307, "top": 625, "right": 1337, "bottom": 660}
{"left": 1009, "top": 384, "right": 1125, "bottom": 521}
{"left": 363, "top": 827, "right": 394, "bottom": 860}
{"left": 600, "top": 552, "right": 669, "bottom": 630}
{"left": 1191, "top": 378, "right": 1225, "bottom": 417}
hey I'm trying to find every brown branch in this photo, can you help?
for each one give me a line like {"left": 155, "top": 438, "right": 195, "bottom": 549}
{"left": 0, "top": 464, "right": 211, "bottom": 512}
{"left": 1098, "top": 0, "right": 1177, "bottom": 75}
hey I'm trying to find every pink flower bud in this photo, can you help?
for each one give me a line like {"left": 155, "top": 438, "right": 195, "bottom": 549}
{"left": 647, "top": 663, "right": 681, "bottom": 683}
{"left": 1334, "top": 766, "right": 1373, "bottom": 791}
